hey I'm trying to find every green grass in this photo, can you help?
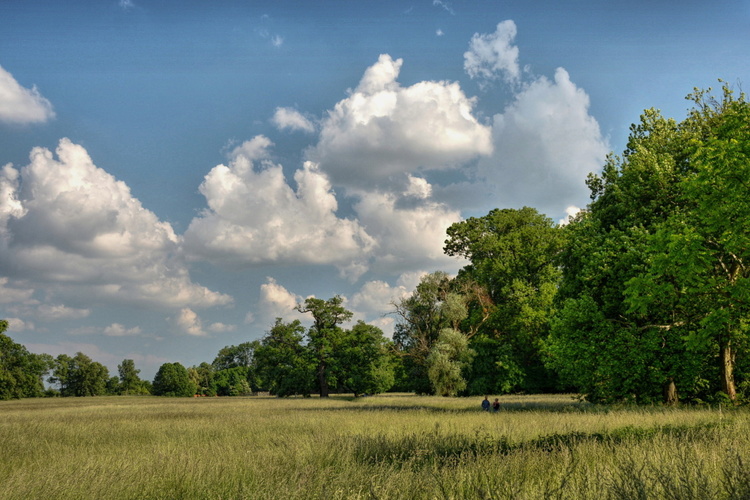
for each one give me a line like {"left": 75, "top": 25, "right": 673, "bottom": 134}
{"left": 1, "top": 394, "right": 749, "bottom": 499}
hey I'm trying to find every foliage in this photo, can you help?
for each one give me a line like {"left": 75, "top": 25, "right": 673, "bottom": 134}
{"left": 255, "top": 319, "right": 315, "bottom": 397}
{"left": 444, "top": 207, "right": 564, "bottom": 393}
{"left": 214, "top": 366, "right": 253, "bottom": 396}
{"left": 393, "top": 271, "right": 469, "bottom": 394}
{"left": 118, "top": 359, "right": 148, "bottom": 395}
{"left": 337, "top": 321, "right": 396, "bottom": 397}
{"left": 426, "top": 328, "right": 475, "bottom": 396}
{"left": 0, "top": 322, "right": 51, "bottom": 400}
{"left": 547, "top": 83, "right": 750, "bottom": 403}
{"left": 297, "top": 295, "right": 353, "bottom": 397}
{"left": 152, "top": 362, "right": 196, "bottom": 397}
{"left": 256, "top": 300, "right": 395, "bottom": 397}
{"left": 188, "top": 362, "right": 216, "bottom": 396}
{"left": 50, "top": 352, "right": 110, "bottom": 397}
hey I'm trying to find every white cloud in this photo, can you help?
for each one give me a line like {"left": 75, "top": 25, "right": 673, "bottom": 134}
{"left": 184, "top": 137, "right": 375, "bottom": 279}
{"left": 559, "top": 205, "right": 582, "bottom": 226}
{"left": 0, "top": 139, "right": 232, "bottom": 312}
{"left": 253, "top": 277, "right": 305, "bottom": 327}
{"left": 308, "top": 54, "right": 492, "bottom": 191}
{"left": 478, "top": 68, "right": 608, "bottom": 218}
{"left": 174, "top": 308, "right": 206, "bottom": 337}
{"left": 0, "top": 65, "right": 55, "bottom": 125}
{"left": 6, "top": 317, "right": 33, "bottom": 332}
{"left": 208, "top": 322, "right": 236, "bottom": 333}
{"left": 271, "top": 35, "right": 284, "bottom": 47}
{"left": 351, "top": 279, "right": 411, "bottom": 315}
{"left": 433, "top": 0, "right": 455, "bottom": 15}
{"left": 36, "top": 304, "right": 91, "bottom": 321}
{"left": 464, "top": 20, "right": 521, "bottom": 87}
{"left": 271, "top": 107, "right": 316, "bottom": 133}
{"left": 103, "top": 323, "right": 142, "bottom": 337}
{"left": 353, "top": 184, "right": 464, "bottom": 274}
{"left": 0, "top": 277, "right": 34, "bottom": 304}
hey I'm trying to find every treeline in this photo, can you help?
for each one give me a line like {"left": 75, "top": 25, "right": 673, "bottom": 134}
{"left": 2, "top": 85, "right": 749, "bottom": 404}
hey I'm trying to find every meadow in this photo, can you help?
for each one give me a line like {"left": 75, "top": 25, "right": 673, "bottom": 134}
{"left": 2, "top": 394, "right": 749, "bottom": 499}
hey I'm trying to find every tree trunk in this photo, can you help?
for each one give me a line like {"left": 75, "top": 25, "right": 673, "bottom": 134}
{"left": 663, "top": 378, "right": 678, "bottom": 405}
{"left": 720, "top": 340, "right": 736, "bottom": 401}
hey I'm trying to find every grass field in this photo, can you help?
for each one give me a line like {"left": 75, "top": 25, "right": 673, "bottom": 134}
{"left": 2, "top": 393, "right": 749, "bottom": 499}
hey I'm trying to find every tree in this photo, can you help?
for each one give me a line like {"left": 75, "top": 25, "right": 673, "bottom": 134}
{"left": 189, "top": 362, "right": 216, "bottom": 396}
{"left": 444, "top": 207, "right": 563, "bottom": 392}
{"left": 255, "top": 319, "right": 315, "bottom": 397}
{"left": 296, "top": 296, "right": 353, "bottom": 397}
{"left": 212, "top": 341, "right": 259, "bottom": 371}
{"left": 427, "top": 328, "right": 475, "bottom": 396}
{"left": 0, "top": 322, "right": 51, "bottom": 400}
{"left": 337, "top": 321, "right": 395, "bottom": 397}
{"left": 152, "top": 362, "right": 196, "bottom": 397}
{"left": 118, "top": 359, "right": 144, "bottom": 395}
{"left": 393, "top": 272, "right": 468, "bottom": 394}
{"left": 547, "top": 84, "right": 750, "bottom": 403}
{"left": 50, "top": 352, "right": 110, "bottom": 397}
{"left": 624, "top": 85, "right": 750, "bottom": 402}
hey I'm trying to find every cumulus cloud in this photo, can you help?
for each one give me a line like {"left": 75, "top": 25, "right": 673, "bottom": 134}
{"left": 6, "top": 317, "right": 33, "bottom": 332}
{"left": 271, "top": 107, "right": 316, "bottom": 133}
{"left": 353, "top": 180, "right": 464, "bottom": 274}
{"left": 308, "top": 54, "right": 492, "bottom": 191}
{"left": 0, "top": 139, "right": 231, "bottom": 314}
{"left": 252, "top": 277, "right": 305, "bottom": 327}
{"left": 103, "top": 323, "right": 142, "bottom": 337}
{"left": 0, "top": 65, "right": 55, "bottom": 125}
{"left": 174, "top": 308, "right": 206, "bottom": 337}
{"left": 464, "top": 20, "right": 521, "bottom": 87}
{"left": 478, "top": 68, "right": 609, "bottom": 218}
{"left": 184, "top": 136, "right": 375, "bottom": 280}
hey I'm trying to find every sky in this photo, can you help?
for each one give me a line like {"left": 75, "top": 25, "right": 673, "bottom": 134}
{"left": 1, "top": 0, "right": 749, "bottom": 381}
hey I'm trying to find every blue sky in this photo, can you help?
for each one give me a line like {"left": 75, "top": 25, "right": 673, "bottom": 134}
{"left": 1, "top": 0, "right": 748, "bottom": 380}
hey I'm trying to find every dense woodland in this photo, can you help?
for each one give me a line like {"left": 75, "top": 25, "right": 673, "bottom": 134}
{"left": 2, "top": 85, "right": 749, "bottom": 405}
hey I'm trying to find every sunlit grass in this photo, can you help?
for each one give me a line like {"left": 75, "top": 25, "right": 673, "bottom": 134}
{"left": 1, "top": 394, "right": 748, "bottom": 499}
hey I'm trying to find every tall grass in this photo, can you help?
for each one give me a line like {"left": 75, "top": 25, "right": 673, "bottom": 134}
{"left": 1, "top": 394, "right": 748, "bottom": 499}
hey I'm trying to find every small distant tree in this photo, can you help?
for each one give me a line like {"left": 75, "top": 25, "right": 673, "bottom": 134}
{"left": 50, "top": 352, "right": 109, "bottom": 397}
{"left": 152, "top": 362, "right": 196, "bottom": 397}
{"left": 118, "top": 359, "right": 143, "bottom": 395}
{"left": 189, "top": 362, "right": 216, "bottom": 396}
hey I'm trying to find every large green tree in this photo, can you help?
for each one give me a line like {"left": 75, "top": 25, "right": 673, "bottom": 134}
{"left": 337, "top": 321, "right": 395, "bottom": 397}
{"left": 0, "top": 322, "right": 51, "bottom": 400}
{"left": 296, "top": 296, "right": 353, "bottom": 398}
{"left": 624, "top": 85, "right": 750, "bottom": 402}
{"left": 255, "top": 319, "right": 315, "bottom": 397}
{"left": 392, "top": 272, "right": 470, "bottom": 394}
{"left": 547, "top": 84, "right": 749, "bottom": 403}
{"left": 444, "top": 207, "right": 563, "bottom": 393}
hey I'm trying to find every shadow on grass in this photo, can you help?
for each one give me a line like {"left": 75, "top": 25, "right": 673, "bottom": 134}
{"left": 351, "top": 421, "right": 727, "bottom": 468}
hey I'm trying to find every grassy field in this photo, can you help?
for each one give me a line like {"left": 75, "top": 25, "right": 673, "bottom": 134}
{"left": 2, "top": 393, "right": 749, "bottom": 499}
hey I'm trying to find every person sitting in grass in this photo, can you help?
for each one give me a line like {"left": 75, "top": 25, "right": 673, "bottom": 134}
{"left": 482, "top": 396, "right": 490, "bottom": 411}
{"left": 492, "top": 398, "right": 500, "bottom": 412}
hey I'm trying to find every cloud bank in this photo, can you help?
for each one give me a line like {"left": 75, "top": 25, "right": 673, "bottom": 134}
{"left": 0, "top": 65, "right": 55, "bottom": 125}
